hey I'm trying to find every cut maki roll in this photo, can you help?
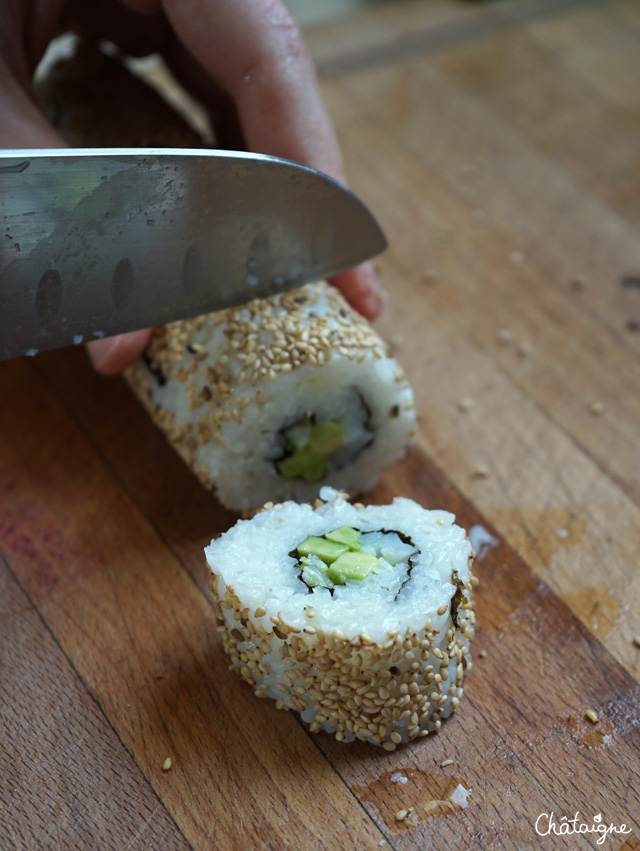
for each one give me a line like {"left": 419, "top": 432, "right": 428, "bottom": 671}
{"left": 206, "top": 488, "right": 476, "bottom": 749}
{"left": 126, "top": 282, "right": 416, "bottom": 512}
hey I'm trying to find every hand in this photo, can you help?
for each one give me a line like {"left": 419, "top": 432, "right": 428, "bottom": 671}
{"left": 0, "top": 0, "right": 384, "bottom": 374}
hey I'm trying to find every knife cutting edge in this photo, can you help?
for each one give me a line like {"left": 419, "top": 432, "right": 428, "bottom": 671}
{"left": 0, "top": 148, "right": 387, "bottom": 361}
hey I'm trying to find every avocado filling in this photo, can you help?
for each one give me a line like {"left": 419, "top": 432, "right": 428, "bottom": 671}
{"left": 274, "top": 393, "right": 374, "bottom": 483}
{"left": 277, "top": 419, "right": 345, "bottom": 482}
{"left": 326, "top": 526, "right": 361, "bottom": 550}
{"left": 296, "top": 526, "right": 375, "bottom": 589}
{"left": 295, "top": 527, "right": 419, "bottom": 595}
{"left": 328, "top": 551, "right": 380, "bottom": 584}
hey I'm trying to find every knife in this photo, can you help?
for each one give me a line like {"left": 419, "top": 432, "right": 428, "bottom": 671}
{"left": 0, "top": 148, "right": 386, "bottom": 361}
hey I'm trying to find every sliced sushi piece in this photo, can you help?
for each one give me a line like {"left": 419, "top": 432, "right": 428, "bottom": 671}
{"left": 126, "top": 282, "right": 416, "bottom": 512}
{"left": 205, "top": 487, "right": 477, "bottom": 749}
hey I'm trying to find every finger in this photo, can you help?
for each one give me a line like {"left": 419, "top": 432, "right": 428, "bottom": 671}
{"left": 162, "top": 34, "right": 247, "bottom": 150}
{"left": 330, "top": 262, "right": 384, "bottom": 321}
{"left": 0, "top": 62, "right": 66, "bottom": 147}
{"left": 161, "top": 0, "right": 345, "bottom": 180}
{"left": 86, "top": 329, "right": 152, "bottom": 374}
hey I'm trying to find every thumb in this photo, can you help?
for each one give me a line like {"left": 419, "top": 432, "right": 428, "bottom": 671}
{"left": 0, "top": 65, "right": 65, "bottom": 148}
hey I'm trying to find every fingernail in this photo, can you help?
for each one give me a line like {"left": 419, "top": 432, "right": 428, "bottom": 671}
{"left": 359, "top": 260, "right": 381, "bottom": 294}
{"left": 86, "top": 335, "right": 123, "bottom": 373}
{"left": 361, "top": 290, "right": 384, "bottom": 320}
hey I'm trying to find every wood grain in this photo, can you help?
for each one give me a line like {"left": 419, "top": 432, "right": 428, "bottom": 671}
{"left": 0, "top": 358, "right": 386, "bottom": 851}
{"left": 318, "top": 17, "right": 640, "bottom": 681}
{"left": 433, "top": 15, "right": 640, "bottom": 230}
{"left": 2, "top": 351, "right": 640, "bottom": 849}
{"left": 32, "top": 353, "right": 640, "bottom": 841}
{"left": 0, "top": 554, "right": 190, "bottom": 851}
{"left": 305, "top": 0, "right": 607, "bottom": 76}
{"left": 527, "top": 1, "right": 640, "bottom": 113}
{"left": 2, "top": 0, "right": 640, "bottom": 848}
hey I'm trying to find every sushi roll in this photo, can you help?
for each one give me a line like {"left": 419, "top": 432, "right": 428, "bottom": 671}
{"left": 206, "top": 487, "right": 476, "bottom": 749}
{"left": 126, "top": 281, "right": 416, "bottom": 512}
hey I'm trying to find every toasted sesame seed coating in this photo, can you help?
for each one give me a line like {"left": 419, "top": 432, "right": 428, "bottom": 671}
{"left": 125, "top": 282, "right": 416, "bottom": 512}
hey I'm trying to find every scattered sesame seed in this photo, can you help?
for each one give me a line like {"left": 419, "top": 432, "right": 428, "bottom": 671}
{"left": 585, "top": 709, "right": 599, "bottom": 725}
{"left": 570, "top": 273, "right": 590, "bottom": 290}
{"left": 496, "top": 328, "right": 513, "bottom": 345}
{"left": 471, "top": 465, "right": 490, "bottom": 479}
{"left": 478, "top": 650, "right": 487, "bottom": 658}
{"left": 395, "top": 809, "right": 410, "bottom": 822}
{"left": 517, "top": 340, "right": 533, "bottom": 357}
{"left": 457, "top": 397, "right": 473, "bottom": 412}
{"left": 633, "top": 636, "right": 640, "bottom": 648}
{"left": 589, "top": 401, "right": 605, "bottom": 416}
{"left": 422, "top": 268, "right": 440, "bottom": 284}
{"left": 440, "top": 759, "right": 454, "bottom": 767}
{"left": 437, "top": 604, "right": 448, "bottom": 616}
{"left": 162, "top": 757, "right": 172, "bottom": 771}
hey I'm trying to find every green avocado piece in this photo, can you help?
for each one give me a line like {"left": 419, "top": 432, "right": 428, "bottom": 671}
{"left": 325, "top": 526, "right": 361, "bottom": 551}
{"left": 301, "top": 450, "right": 327, "bottom": 483}
{"left": 309, "top": 420, "right": 344, "bottom": 455}
{"left": 327, "top": 551, "right": 380, "bottom": 584}
{"left": 297, "top": 536, "right": 350, "bottom": 564}
{"left": 277, "top": 445, "right": 326, "bottom": 482}
{"left": 277, "top": 417, "right": 344, "bottom": 483}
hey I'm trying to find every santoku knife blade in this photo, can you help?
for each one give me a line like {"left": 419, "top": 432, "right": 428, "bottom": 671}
{"left": 0, "top": 148, "right": 386, "bottom": 360}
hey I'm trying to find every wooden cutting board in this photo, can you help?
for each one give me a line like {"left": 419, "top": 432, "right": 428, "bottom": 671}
{"left": 2, "top": 1, "right": 640, "bottom": 849}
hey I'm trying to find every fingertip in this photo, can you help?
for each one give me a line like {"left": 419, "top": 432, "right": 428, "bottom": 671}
{"left": 330, "top": 261, "right": 384, "bottom": 321}
{"left": 86, "top": 329, "right": 151, "bottom": 375}
{"left": 359, "top": 289, "right": 385, "bottom": 321}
